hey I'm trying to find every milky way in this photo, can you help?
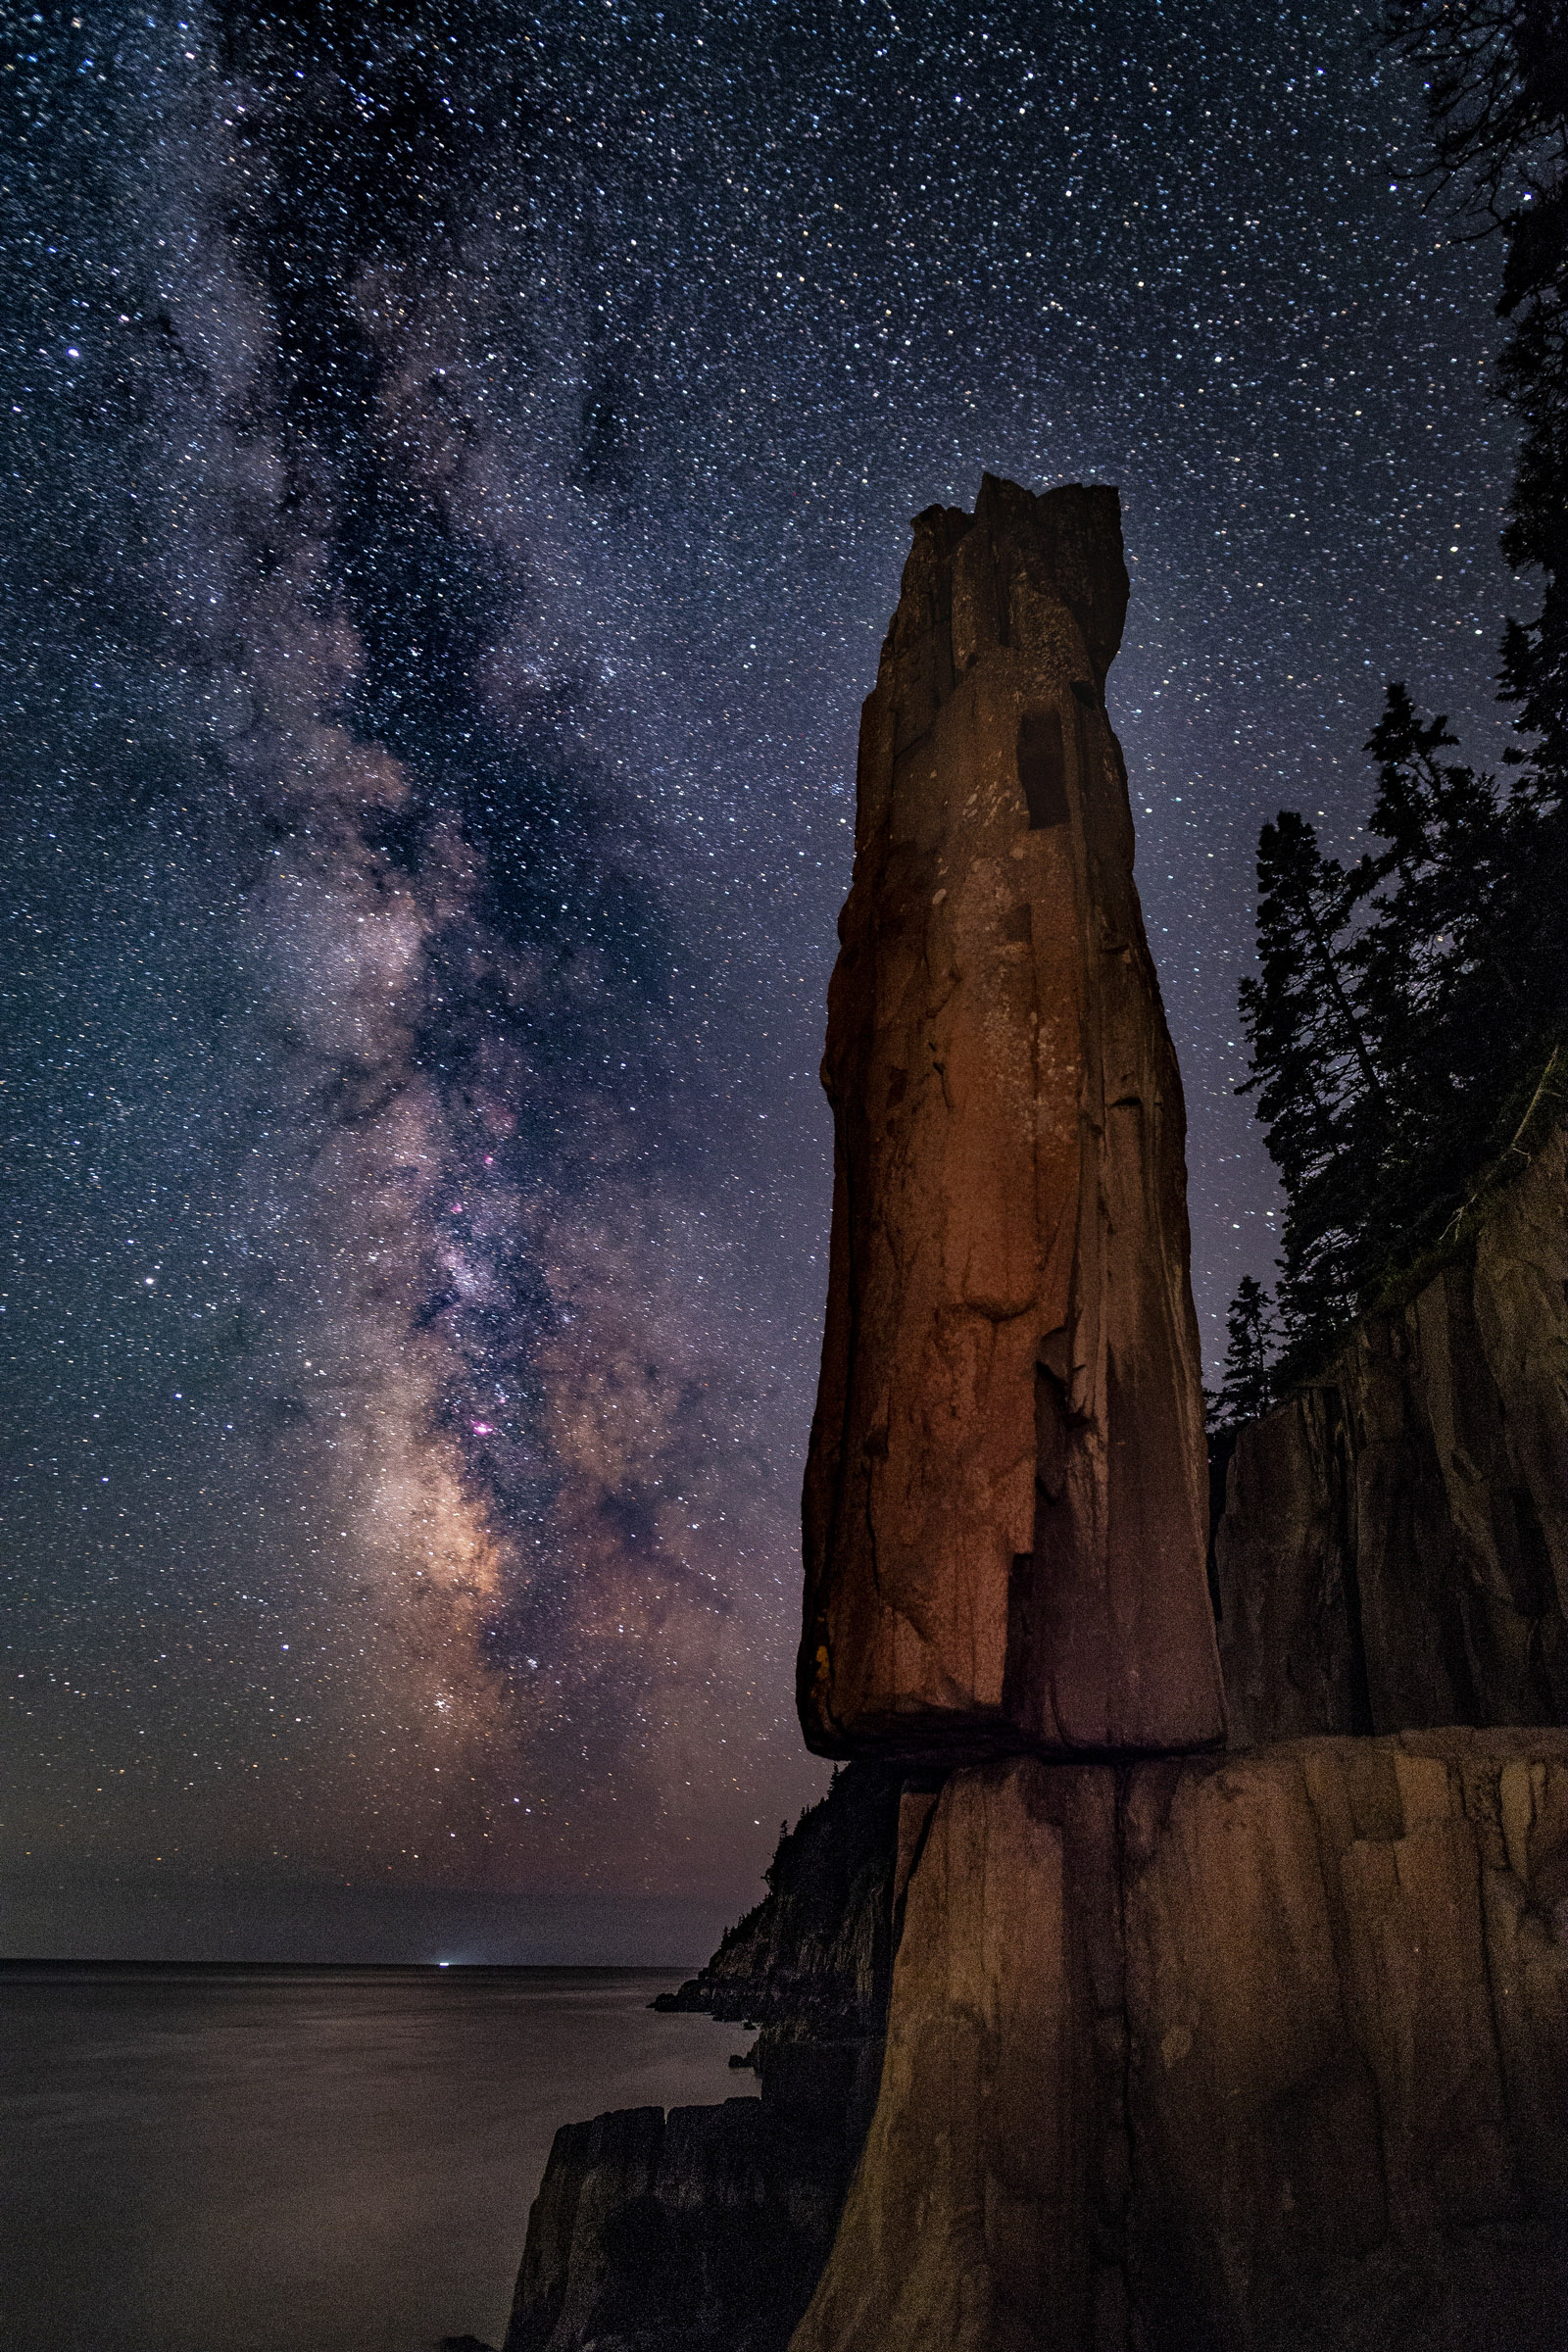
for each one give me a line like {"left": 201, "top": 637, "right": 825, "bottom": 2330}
{"left": 2, "top": 1, "right": 1516, "bottom": 1958}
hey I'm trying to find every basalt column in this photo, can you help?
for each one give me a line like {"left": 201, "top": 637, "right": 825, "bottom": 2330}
{"left": 799, "top": 474, "right": 1224, "bottom": 1758}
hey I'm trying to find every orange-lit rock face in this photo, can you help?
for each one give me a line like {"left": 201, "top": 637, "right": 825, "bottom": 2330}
{"left": 799, "top": 474, "right": 1224, "bottom": 1758}
{"left": 788, "top": 1735, "right": 1568, "bottom": 2352}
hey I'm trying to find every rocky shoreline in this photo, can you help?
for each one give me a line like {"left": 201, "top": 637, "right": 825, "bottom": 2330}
{"left": 489, "top": 1764, "right": 903, "bottom": 2352}
{"left": 487, "top": 1729, "right": 1568, "bottom": 2352}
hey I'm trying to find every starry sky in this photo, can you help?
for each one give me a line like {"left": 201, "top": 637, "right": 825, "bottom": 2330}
{"left": 2, "top": 0, "right": 1518, "bottom": 1961}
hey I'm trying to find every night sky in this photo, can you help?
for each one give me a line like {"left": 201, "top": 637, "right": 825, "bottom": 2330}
{"left": 2, "top": 1, "right": 1517, "bottom": 1960}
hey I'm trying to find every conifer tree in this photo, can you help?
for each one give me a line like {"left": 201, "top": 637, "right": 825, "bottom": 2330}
{"left": 1386, "top": 0, "right": 1567, "bottom": 1002}
{"left": 1239, "top": 813, "right": 1389, "bottom": 1348}
{"left": 1349, "top": 685, "right": 1514, "bottom": 1222}
{"left": 1233, "top": 4, "right": 1568, "bottom": 1386}
{"left": 1211, "top": 1275, "right": 1279, "bottom": 1433}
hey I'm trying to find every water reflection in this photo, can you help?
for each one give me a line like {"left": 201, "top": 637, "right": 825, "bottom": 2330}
{"left": 1, "top": 1964, "right": 755, "bottom": 2352}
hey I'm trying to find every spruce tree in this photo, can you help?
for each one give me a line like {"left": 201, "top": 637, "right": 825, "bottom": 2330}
{"left": 1211, "top": 1276, "right": 1279, "bottom": 1433}
{"left": 1239, "top": 812, "right": 1389, "bottom": 1352}
{"left": 1386, "top": 0, "right": 1567, "bottom": 1033}
{"left": 1233, "top": 4, "right": 1568, "bottom": 1389}
{"left": 1349, "top": 685, "right": 1514, "bottom": 1237}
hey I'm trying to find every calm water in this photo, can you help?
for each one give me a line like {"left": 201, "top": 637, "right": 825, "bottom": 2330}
{"left": 0, "top": 1962, "right": 756, "bottom": 2352}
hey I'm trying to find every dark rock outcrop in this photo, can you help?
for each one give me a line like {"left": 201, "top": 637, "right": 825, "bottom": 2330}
{"left": 503, "top": 1767, "right": 905, "bottom": 2352}
{"left": 792, "top": 1735, "right": 1568, "bottom": 2352}
{"left": 655, "top": 1764, "right": 905, "bottom": 2034}
{"left": 799, "top": 476, "right": 1224, "bottom": 1761}
{"left": 652, "top": 1763, "right": 907, "bottom": 2165}
{"left": 1215, "top": 1127, "right": 1568, "bottom": 1746}
{"left": 505, "top": 1734, "right": 1568, "bottom": 2352}
{"left": 501, "top": 2099, "right": 841, "bottom": 2352}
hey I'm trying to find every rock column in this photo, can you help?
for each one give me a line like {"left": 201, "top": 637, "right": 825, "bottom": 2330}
{"left": 799, "top": 474, "right": 1224, "bottom": 1758}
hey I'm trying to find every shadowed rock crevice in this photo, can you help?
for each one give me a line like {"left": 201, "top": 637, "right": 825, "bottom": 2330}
{"left": 1017, "top": 708, "right": 1070, "bottom": 830}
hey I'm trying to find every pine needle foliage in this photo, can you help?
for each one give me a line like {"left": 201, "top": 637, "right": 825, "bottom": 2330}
{"left": 1227, "top": 0, "right": 1567, "bottom": 1391}
{"left": 1209, "top": 1275, "right": 1280, "bottom": 1435}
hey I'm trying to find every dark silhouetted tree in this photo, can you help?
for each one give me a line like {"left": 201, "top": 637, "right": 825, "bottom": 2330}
{"left": 1386, "top": 0, "right": 1567, "bottom": 986}
{"left": 1348, "top": 686, "right": 1516, "bottom": 1215}
{"left": 1241, "top": 691, "right": 1565, "bottom": 1370}
{"left": 1211, "top": 1276, "right": 1279, "bottom": 1432}
{"left": 1234, "top": 5, "right": 1568, "bottom": 1384}
{"left": 1239, "top": 812, "right": 1392, "bottom": 1348}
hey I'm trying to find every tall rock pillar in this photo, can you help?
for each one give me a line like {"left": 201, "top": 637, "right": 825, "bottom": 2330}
{"left": 799, "top": 474, "right": 1224, "bottom": 1758}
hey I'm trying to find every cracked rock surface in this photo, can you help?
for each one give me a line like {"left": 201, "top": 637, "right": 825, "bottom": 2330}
{"left": 791, "top": 1733, "right": 1568, "bottom": 2352}
{"left": 799, "top": 475, "right": 1223, "bottom": 1760}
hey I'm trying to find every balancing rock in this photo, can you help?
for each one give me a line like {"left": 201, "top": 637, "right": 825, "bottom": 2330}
{"left": 799, "top": 474, "right": 1224, "bottom": 1759}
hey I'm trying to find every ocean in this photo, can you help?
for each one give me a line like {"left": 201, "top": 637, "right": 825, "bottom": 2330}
{"left": 0, "top": 1961, "right": 757, "bottom": 2352}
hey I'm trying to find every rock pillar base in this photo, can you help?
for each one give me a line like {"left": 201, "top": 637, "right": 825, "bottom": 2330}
{"left": 790, "top": 1733, "right": 1568, "bottom": 2352}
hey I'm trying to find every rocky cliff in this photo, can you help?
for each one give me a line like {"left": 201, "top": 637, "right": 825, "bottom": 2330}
{"left": 501, "top": 1765, "right": 906, "bottom": 2352}
{"left": 486, "top": 496, "right": 1568, "bottom": 2352}
{"left": 500, "top": 1731, "right": 1568, "bottom": 2352}
{"left": 501, "top": 2099, "right": 835, "bottom": 2352}
{"left": 793, "top": 1734, "right": 1568, "bottom": 2352}
{"left": 1216, "top": 1126, "right": 1568, "bottom": 1745}
{"left": 800, "top": 475, "right": 1223, "bottom": 1761}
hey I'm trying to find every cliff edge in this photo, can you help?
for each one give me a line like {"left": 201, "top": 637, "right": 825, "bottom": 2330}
{"left": 501, "top": 1766, "right": 905, "bottom": 2352}
{"left": 1216, "top": 1124, "right": 1568, "bottom": 1745}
